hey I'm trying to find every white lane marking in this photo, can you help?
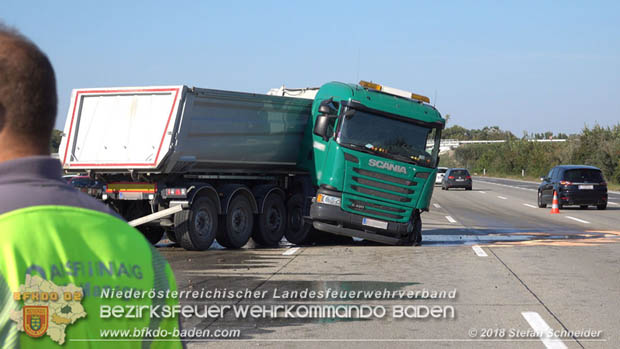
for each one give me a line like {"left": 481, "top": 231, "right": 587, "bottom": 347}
{"left": 566, "top": 216, "right": 590, "bottom": 224}
{"left": 521, "top": 312, "right": 567, "bottom": 349}
{"left": 433, "top": 203, "right": 441, "bottom": 209}
{"left": 497, "top": 196, "right": 507, "bottom": 200}
{"left": 609, "top": 202, "right": 619, "bottom": 205}
{"left": 523, "top": 203, "right": 537, "bottom": 208}
{"left": 478, "top": 191, "right": 486, "bottom": 194}
{"left": 445, "top": 216, "right": 457, "bottom": 223}
{"left": 472, "top": 245, "right": 488, "bottom": 257}
{"left": 283, "top": 247, "right": 300, "bottom": 255}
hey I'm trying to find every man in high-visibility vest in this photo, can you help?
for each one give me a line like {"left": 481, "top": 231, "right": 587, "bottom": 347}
{"left": 0, "top": 24, "right": 182, "bottom": 348}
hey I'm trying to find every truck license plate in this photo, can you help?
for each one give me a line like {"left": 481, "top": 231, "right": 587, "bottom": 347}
{"left": 362, "top": 217, "right": 388, "bottom": 230}
{"left": 579, "top": 184, "right": 593, "bottom": 190}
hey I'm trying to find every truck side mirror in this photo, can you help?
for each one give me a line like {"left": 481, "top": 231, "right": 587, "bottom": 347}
{"left": 313, "top": 115, "right": 330, "bottom": 141}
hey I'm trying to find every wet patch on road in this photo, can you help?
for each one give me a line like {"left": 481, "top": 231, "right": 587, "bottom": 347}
{"left": 422, "top": 228, "right": 620, "bottom": 246}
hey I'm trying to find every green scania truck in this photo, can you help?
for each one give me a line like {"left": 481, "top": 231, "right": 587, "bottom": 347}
{"left": 60, "top": 80, "right": 444, "bottom": 249}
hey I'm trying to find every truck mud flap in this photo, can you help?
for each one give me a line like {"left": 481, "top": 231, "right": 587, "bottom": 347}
{"left": 312, "top": 221, "right": 401, "bottom": 245}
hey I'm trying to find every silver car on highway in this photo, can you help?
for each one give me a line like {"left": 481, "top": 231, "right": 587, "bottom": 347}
{"left": 435, "top": 167, "right": 448, "bottom": 184}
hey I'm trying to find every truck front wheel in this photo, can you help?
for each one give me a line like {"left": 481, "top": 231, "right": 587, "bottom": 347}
{"left": 175, "top": 197, "right": 218, "bottom": 251}
{"left": 285, "top": 194, "right": 312, "bottom": 244}
{"left": 217, "top": 195, "right": 254, "bottom": 249}
{"left": 401, "top": 211, "right": 422, "bottom": 246}
{"left": 253, "top": 194, "right": 287, "bottom": 246}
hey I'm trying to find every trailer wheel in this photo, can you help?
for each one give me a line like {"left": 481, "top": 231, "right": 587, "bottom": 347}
{"left": 285, "top": 193, "right": 312, "bottom": 244}
{"left": 175, "top": 197, "right": 218, "bottom": 251}
{"left": 217, "top": 195, "right": 253, "bottom": 249}
{"left": 253, "top": 193, "right": 286, "bottom": 246}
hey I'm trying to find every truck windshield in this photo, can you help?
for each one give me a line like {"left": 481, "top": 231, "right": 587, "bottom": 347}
{"left": 336, "top": 109, "right": 440, "bottom": 168}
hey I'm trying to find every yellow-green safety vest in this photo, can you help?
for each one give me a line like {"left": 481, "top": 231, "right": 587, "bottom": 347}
{"left": 0, "top": 205, "right": 183, "bottom": 348}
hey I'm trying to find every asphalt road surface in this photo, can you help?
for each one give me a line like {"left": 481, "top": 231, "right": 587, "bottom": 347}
{"left": 159, "top": 177, "right": 620, "bottom": 348}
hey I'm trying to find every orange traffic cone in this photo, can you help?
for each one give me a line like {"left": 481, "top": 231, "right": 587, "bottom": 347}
{"left": 550, "top": 191, "right": 560, "bottom": 214}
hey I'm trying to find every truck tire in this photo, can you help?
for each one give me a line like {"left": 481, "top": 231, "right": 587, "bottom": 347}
{"left": 412, "top": 215, "right": 422, "bottom": 246}
{"left": 284, "top": 193, "right": 312, "bottom": 244}
{"left": 175, "top": 197, "right": 218, "bottom": 251}
{"left": 138, "top": 226, "right": 164, "bottom": 245}
{"left": 400, "top": 211, "right": 422, "bottom": 246}
{"left": 253, "top": 193, "right": 286, "bottom": 246}
{"left": 217, "top": 195, "right": 253, "bottom": 249}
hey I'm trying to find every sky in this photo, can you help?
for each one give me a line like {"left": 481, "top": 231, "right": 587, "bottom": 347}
{"left": 3, "top": 1, "right": 619, "bottom": 136}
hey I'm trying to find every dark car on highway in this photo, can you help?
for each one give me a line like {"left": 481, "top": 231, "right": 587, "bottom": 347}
{"left": 538, "top": 165, "right": 607, "bottom": 210}
{"left": 442, "top": 168, "right": 472, "bottom": 190}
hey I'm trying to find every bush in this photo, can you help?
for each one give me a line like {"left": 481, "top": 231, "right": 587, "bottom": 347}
{"left": 446, "top": 124, "right": 619, "bottom": 185}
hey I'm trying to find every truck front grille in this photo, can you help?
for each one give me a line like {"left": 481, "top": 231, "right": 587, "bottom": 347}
{"left": 351, "top": 185, "right": 411, "bottom": 202}
{"left": 353, "top": 168, "right": 413, "bottom": 186}
{"left": 350, "top": 168, "right": 416, "bottom": 203}
{"left": 345, "top": 167, "right": 420, "bottom": 222}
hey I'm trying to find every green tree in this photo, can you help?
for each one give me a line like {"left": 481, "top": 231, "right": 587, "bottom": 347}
{"left": 50, "top": 129, "right": 63, "bottom": 153}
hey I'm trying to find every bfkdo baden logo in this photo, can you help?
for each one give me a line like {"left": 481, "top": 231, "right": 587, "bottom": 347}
{"left": 10, "top": 275, "right": 87, "bottom": 345}
{"left": 24, "top": 305, "right": 49, "bottom": 337}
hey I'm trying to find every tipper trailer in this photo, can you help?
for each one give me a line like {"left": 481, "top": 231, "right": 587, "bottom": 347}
{"left": 60, "top": 81, "right": 444, "bottom": 250}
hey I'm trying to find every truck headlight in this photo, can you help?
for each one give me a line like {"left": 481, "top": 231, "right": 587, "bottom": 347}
{"left": 316, "top": 194, "right": 341, "bottom": 206}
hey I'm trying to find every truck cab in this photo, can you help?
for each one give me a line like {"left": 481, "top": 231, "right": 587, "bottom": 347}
{"left": 301, "top": 81, "right": 445, "bottom": 245}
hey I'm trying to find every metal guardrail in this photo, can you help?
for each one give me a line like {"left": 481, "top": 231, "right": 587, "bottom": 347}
{"left": 427, "top": 138, "right": 567, "bottom": 149}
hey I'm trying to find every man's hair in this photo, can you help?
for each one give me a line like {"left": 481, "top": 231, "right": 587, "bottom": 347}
{"left": 0, "top": 23, "right": 57, "bottom": 147}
